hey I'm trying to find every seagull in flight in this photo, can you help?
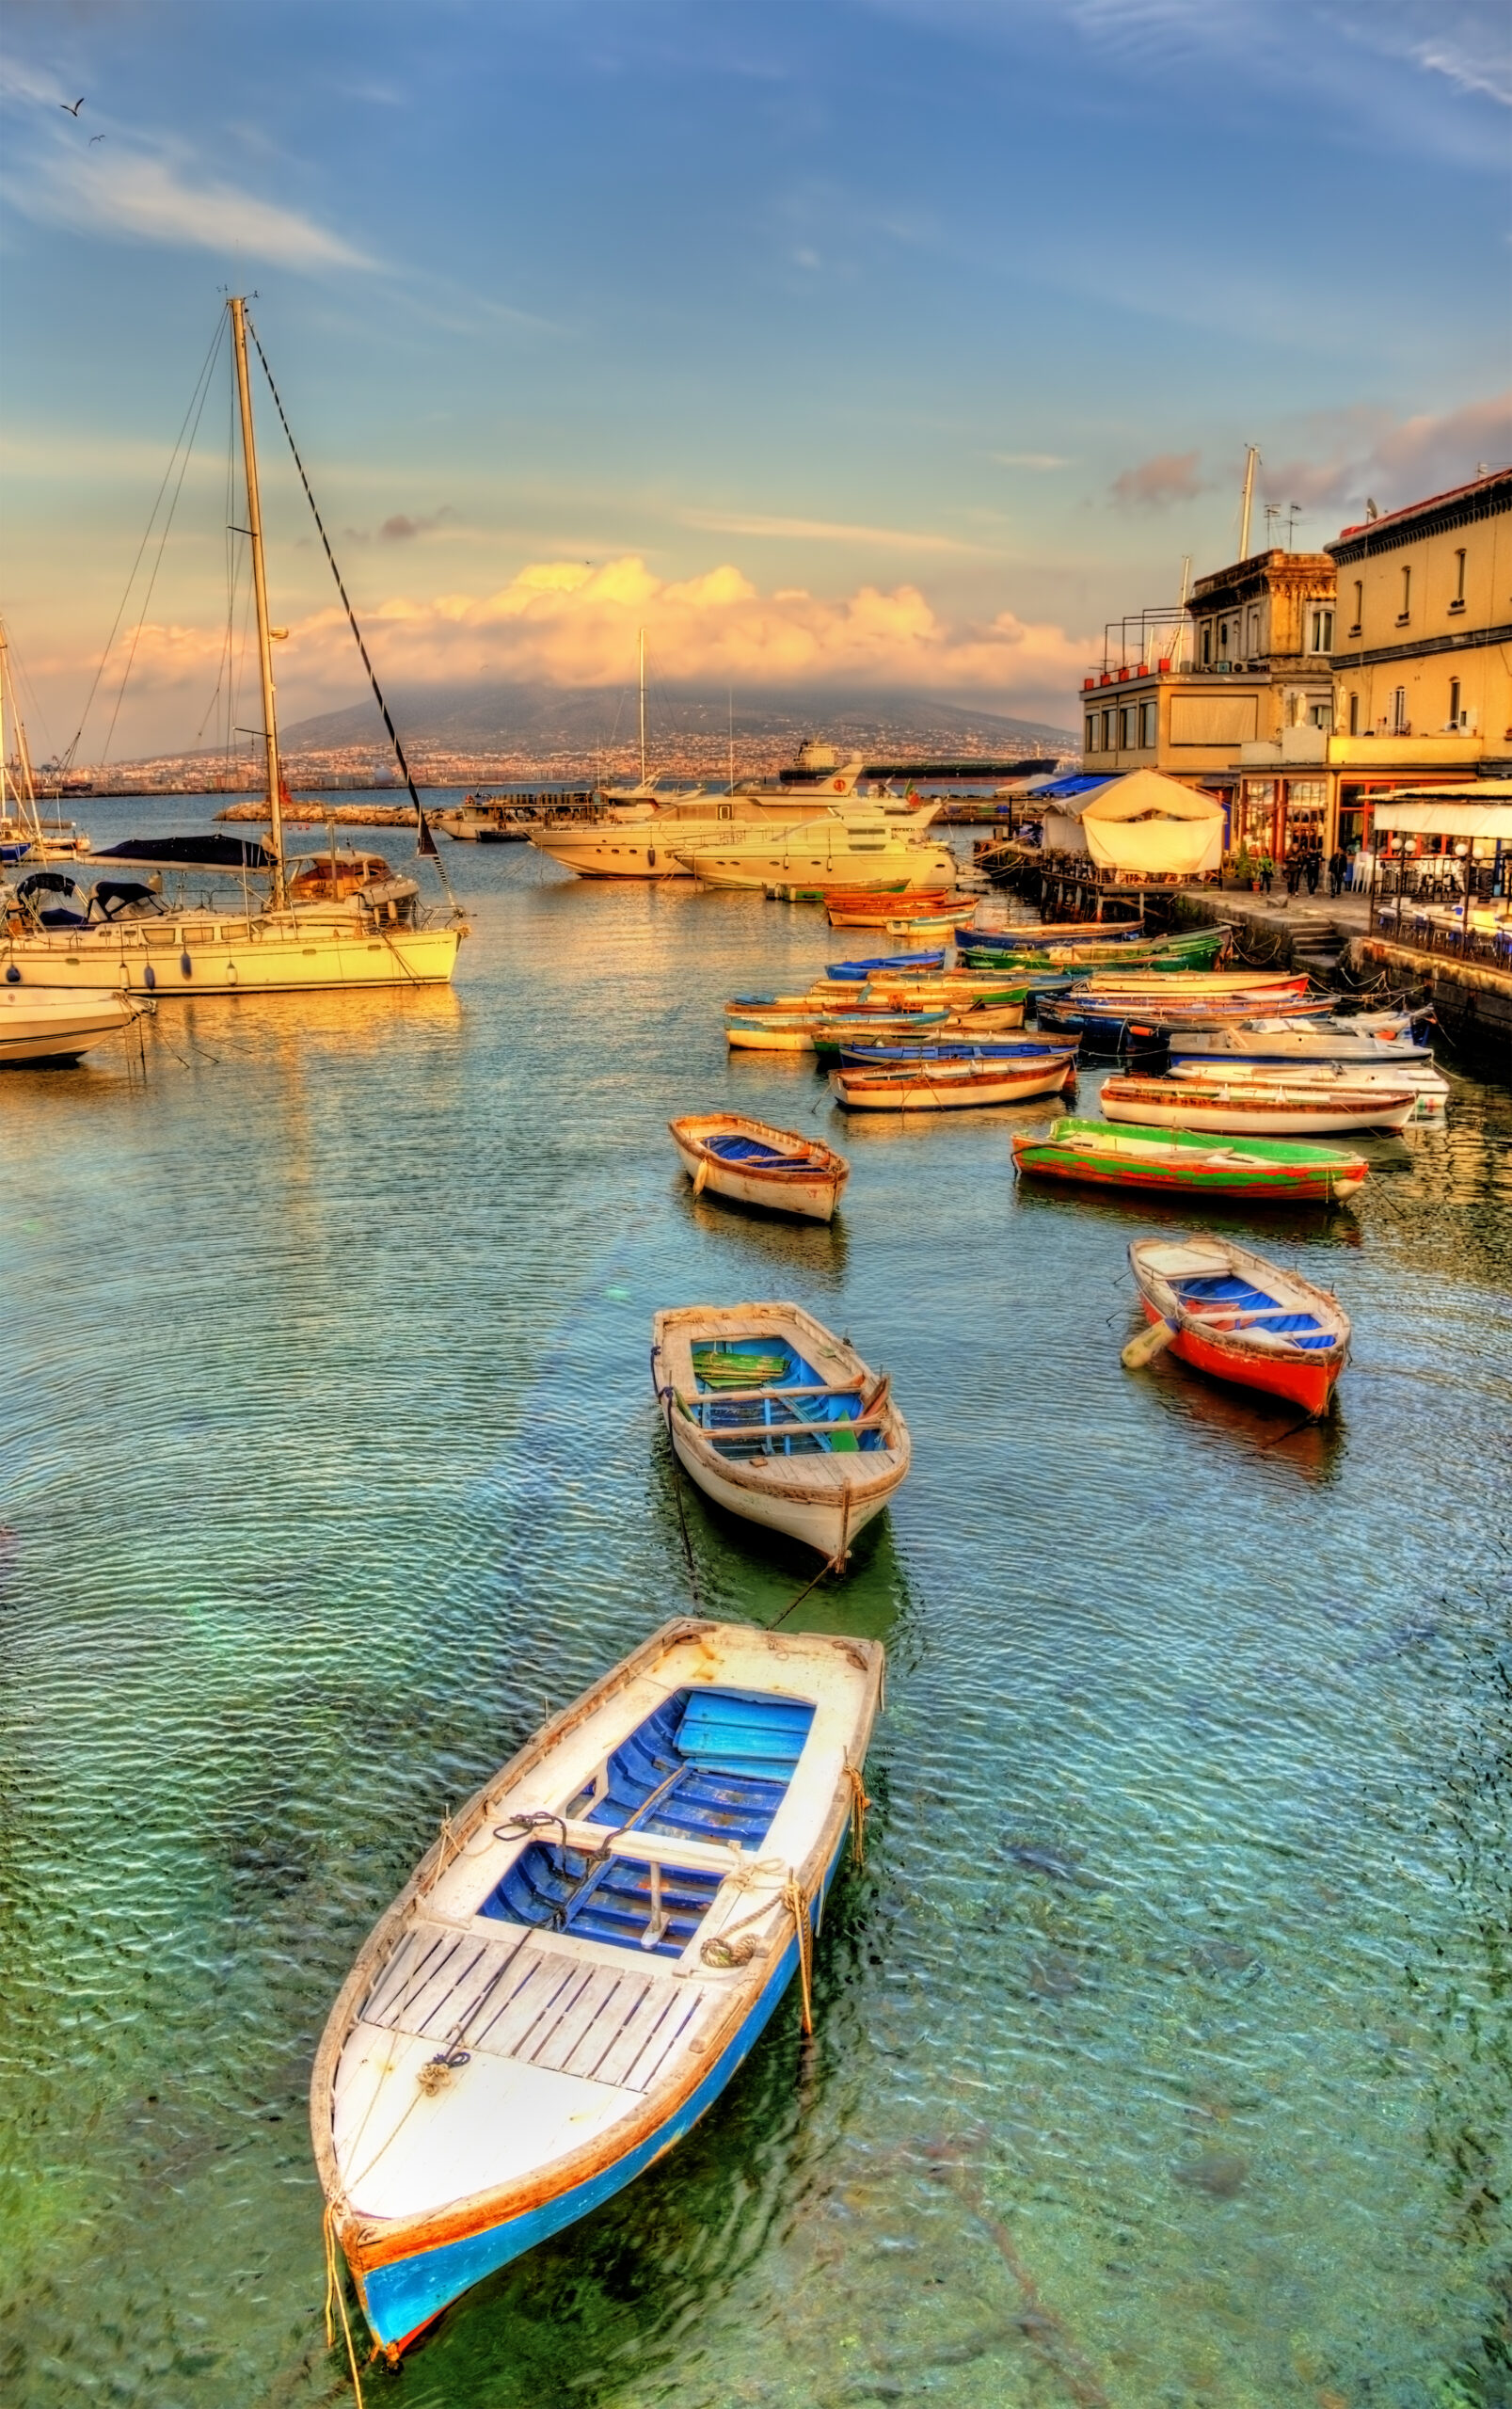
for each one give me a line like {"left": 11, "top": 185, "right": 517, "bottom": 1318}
{"left": 89, "top": 133, "right": 105, "bottom": 143}
{"left": 60, "top": 96, "right": 85, "bottom": 116}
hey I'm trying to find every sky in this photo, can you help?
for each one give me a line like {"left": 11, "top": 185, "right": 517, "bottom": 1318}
{"left": 1, "top": 0, "right": 1509, "bottom": 759}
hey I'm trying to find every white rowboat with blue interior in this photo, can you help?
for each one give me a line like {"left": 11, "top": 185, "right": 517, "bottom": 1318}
{"left": 651, "top": 1301, "right": 909, "bottom": 1564}
{"left": 312, "top": 1619, "right": 883, "bottom": 2357}
{"left": 669, "top": 1113, "right": 851, "bottom": 1220}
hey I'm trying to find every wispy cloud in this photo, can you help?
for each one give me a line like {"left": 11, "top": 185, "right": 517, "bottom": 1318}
{"left": 0, "top": 75, "right": 374, "bottom": 272}
{"left": 1263, "top": 391, "right": 1512, "bottom": 519}
{"left": 1110, "top": 449, "right": 1204, "bottom": 507}
{"left": 991, "top": 452, "right": 1072, "bottom": 471}
{"left": 680, "top": 508, "right": 993, "bottom": 555}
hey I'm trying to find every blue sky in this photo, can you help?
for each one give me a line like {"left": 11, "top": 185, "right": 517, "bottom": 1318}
{"left": 2, "top": 0, "right": 1508, "bottom": 755}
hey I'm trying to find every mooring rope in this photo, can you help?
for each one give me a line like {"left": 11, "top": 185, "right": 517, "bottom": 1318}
{"left": 842, "top": 1761, "right": 871, "bottom": 1871}
{"left": 658, "top": 1381, "right": 703, "bottom": 1610}
{"left": 323, "top": 2204, "right": 366, "bottom": 2409}
{"left": 783, "top": 1877, "right": 814, "bottom": 2035}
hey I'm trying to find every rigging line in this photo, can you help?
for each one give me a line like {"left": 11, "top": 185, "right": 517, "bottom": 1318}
{"left": 63, "top": 312, "right": 227, "bottom": 770}
{"left": 245, "top": 313, "right": 461, "bottom": 913}
{"left": 97, "top": 337, "right": 223, "bottom": 769}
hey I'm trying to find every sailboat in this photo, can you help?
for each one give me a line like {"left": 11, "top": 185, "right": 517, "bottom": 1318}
{"left": 0, "top": 300, "right": 465, "bottom": 997}
{"left": 0, "top": 622, "right": 94, "bottom": 865}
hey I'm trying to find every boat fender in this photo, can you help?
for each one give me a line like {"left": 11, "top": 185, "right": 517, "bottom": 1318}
{"left": 227, "top": 963, "right": 238, "bottom": 986}
{"left": 647, "top": 847, "right": 657, "bottom": 868}
{"left": 180, "top": 950, "right": 192, "bottom": 979}
{"left": 4, "top": 964, "right": 18, "bottom": 983}
{"left": 692, "top": 1158, "right": 709, "bottom": 1196}
{"left": 143, "top": 965, "right": 156, "bottom": 991}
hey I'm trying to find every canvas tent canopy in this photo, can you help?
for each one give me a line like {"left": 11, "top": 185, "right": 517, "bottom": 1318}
{"left": 1372, "top": 790, "right": 1512, "bottom": 843}
{"left": 1042, "top": 769, "right": 1225, "bottom": 876}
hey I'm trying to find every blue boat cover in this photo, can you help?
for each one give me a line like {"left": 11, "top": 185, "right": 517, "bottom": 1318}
{"left": 1175, "top": 1272, "right": 1334, "bottom": 1348}
{"left": 481, "top": 1688, "right": 817, "bottom": 1956}
{"left": 840, "top": 1039, "right": 1060, "bottom": 1064}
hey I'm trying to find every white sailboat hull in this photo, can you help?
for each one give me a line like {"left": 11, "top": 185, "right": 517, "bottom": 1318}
{"left": 0, "top": 914, "right": 461, "bottom": 995}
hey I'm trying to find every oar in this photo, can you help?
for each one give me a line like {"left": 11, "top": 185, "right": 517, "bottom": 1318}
{"left": 1122, "top": 1316, "right": 1176, "bottom": 1370}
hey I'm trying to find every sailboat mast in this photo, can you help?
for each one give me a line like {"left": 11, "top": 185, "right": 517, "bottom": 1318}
{"left": 638, "top": 626, "right": 646, "bottom": 786}
{"left": 230, "top": 295, "right": 287, "bottom": 906}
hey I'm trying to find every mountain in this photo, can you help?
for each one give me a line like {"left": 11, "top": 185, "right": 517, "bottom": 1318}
{"left": 277, "top": 682, "right": 1076, "bottom": 772}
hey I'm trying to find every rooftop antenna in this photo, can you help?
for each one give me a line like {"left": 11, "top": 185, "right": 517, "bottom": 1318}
{"left": 637, "top": 626, "right": 646, "bottom": 787}
{"left": 1170, "top": 554, "right": 1191, "bottom": 668}
{"left": 1238, "top": 444, "right": 1260, "bottom": 560}
{"left": 1285, "top": 502, "right": 1301, "bottom": 551}
{"left": 1264, "top": 502, "right": 1281, "bottom": 548}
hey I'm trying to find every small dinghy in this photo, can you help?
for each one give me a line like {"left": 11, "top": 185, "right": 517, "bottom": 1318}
{"left": 882, "top": 901, "right": 978, "bottom": 933}
{"left": 312, "top": 1618, "right": 883, "bottom": 2356}
{"left": 1011, "top": 1116, "right": 1368, "bottom": 1204}
{"left": 1100, "top": 1072, "right": 1417, "bottom": 1136}
{"left": 825, "top": 949, "right": 947, "bottom": 980}
{"left": 725, "top": 1008, "right": 950, "bottom": 1052}
{"left": 1170, "top": 1013, "right": 1428, "bottom": 1061}
{"left": 669, "top": 1114, "right": 850, "bottom": 1221}
{"left": 651, "top": 1303, "right": 910, "bottom": 1563}
{"left": 1124, "top": 1235, "right": 1350, "bottom": 1415}
{"left": 831, "top": 1051, "right": 1076, "bottom": 1110}
{"left": 838, "top": 1037, "right": 1073, "bottom": 1066}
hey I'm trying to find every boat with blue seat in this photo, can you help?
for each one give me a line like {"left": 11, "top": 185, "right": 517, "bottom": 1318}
{"left": 312, "top": 1618, "right": 884, "bottom": 2357}
{"left": 824, "top": 949, "right": 946, "bottom": 980}
{"left": 669, "top": 1112, "right": 850, "bottom": 1220}
{"left": 1125, "top": 1234, "right": 1349, "bottom": 1414}
{"left": 651, "top": 1301, "right": 910, "bottom": 1561}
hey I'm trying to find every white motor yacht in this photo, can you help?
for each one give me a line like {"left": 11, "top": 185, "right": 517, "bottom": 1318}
{"left": 0, "top": 981, "right": 142, "bottom": 1065}
{"left": 674, "top": 807, "right": 956, "bottom": 892}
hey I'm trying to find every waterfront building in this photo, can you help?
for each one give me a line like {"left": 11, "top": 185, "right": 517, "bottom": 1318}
{"left": 1079, "top": 549, "right": 1337, "bottom": 843}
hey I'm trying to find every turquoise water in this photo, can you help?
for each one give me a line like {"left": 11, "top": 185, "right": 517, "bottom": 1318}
{"left": 3, "top": 800, "right": 1511, "bottom": 2409}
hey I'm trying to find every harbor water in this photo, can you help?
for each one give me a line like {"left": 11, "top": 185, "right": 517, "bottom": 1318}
{"left": 3, "top": 800, "right": 1511, "bottom": 2408}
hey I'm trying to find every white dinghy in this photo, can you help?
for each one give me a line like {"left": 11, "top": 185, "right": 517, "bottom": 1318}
{"left": 312, "top": 1619, "right": 883, "bottom": 2356}
{"left": 651, "top": 1301, "right": 910, "bottom": 1565}
{"left": 669, "top": 1113, "right": 850, "bottom": 1221}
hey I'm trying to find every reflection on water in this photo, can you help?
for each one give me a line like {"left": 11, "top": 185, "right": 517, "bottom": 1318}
{"left": 3, "top": 798, "right": 1511, "bottom": 2407}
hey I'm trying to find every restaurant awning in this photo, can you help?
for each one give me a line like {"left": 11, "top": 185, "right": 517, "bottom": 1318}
{"left": 1372, "top": 796, "right": 1512, "bottom": 839}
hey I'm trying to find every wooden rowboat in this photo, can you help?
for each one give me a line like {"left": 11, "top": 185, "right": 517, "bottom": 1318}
{"left": 1011, "top": 1116, "right": 1368, "bottom": 1204}
{"left": 1078, "top": 969, "right": 1308, "bottom": 996}
{"left": 669, "top": 1113, "right": 850, "bottom": 1220}
{"left": 312, "top": 1619, "right": 883, "bottom": 2355}
{"left": 831, "top": 1052, "right": 1077, "bottom": 1110}
{"left": 1169, "top": 1056, "right": 1448, "bottom": 1121}
{"left": 1126, "top": 1234, "right": 1350, "bottom": 1415}
{"left": 725, "top": 1009, "right": 950, "bottom": 1052}
{"left": 651, "top": 1302, "right": 910, "bottom": 1562}
{"left": 826, "top": 889, "right": 955, "bottom": 927}
{"left": 825, "top": 950, "right": 947, "bottom": 980}
{"left": 882, "top": 902, "right": 979, "bottom": 933}
{"left": 958, "top": 927, "right": 1229, "bottom": 973}
{"left": 1099, "top": 1072, "right": 1417, "bottom": 1136}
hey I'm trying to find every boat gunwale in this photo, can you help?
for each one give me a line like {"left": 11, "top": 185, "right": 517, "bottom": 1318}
{"left": 311, "top": 1619, "right": 883, "bottom": 2284}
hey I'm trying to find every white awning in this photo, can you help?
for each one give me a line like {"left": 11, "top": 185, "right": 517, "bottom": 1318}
{"left": 1372, "top": 799, "right": 1512, "bottom": 839}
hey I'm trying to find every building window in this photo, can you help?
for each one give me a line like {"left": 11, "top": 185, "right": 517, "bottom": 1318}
{"left": 1392, "top": 685, "right": 1409, "bottom": 735}
{"left": 1347, "top": 692, "right": 1359, "bottom": 735}
{"left": 1218, "top": 619, "right": 1230, "bottom": 661}
{"left": 1201, "top": 622, "right": 1213, "bottom": 666}
{"left": 1309, "top": 700, "right": 1333, "bottom": 730}
{"left": 1451, "top": 548, "right": 1467, "bottom": 613}
{"left": 1248, "top": 607, "right": 1262, "bottom": 658}
{"left": 1102, "top": 709, "right": 1114, "bottom": 750}
{"left": 1397, "top": 566, "right": 1411, "bottom": 625}
{"left": 1309, "top": 608, "right": 1334, "bottom": 653}
{"left": 1449, "top": 678, "right": 1461, "bottom": 728}
{"left": 1140, "top": 699, "right": 1157, "bottom": 747}
{"left": 1116, "top": 705, "right": 1131, "bottom": 748}
{"left": 1349, "top": 580, "right": 1362, "bottom": 635}
{"left": 1086, "top": 714, "right": 1098, "bottom": 754}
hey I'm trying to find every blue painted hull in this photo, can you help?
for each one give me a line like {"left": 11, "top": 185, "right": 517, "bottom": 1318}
{"left": 356, "top": 1827, "right": 850, "bottom": 2351}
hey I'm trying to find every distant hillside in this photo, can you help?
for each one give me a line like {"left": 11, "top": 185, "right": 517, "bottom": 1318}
{"left": 279, "top": 682, "right": 1076, "bottom": 764}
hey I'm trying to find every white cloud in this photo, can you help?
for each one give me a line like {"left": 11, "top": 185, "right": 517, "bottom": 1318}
{"left": 1262, "top": 391, "right": 1512, "bottom": 521}
{"left": 679, "top": 509, "right": 993, "bottom": 555}
{"left": 56, "top": 553, "right": 1090, "bottom": 725}
{"left": 991, "top": 452, "right": 1072, "bottom": 470}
